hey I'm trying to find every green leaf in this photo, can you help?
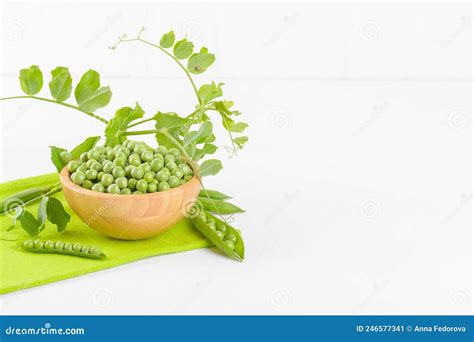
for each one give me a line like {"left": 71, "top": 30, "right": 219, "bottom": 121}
{"left": 230, "top": 122, "right": 248, "bottom": 133}
{"left": 188, "top": 47, "right": 215, "bottom": 74}
{"left": 154, "top": 112, "right": 187, "bottom": 148}
{"left": 184, "top": 121, "right": 213, "bottom": 147}
{"left": 203, "top": 143, "right": 218, "bottom": 154}
{"left": 49, "top": 146, "right": 68, "bottom": 172}
{"left": 199, "top": 189, "right": 232, "bottom": 200}
{"left": 233, "top": 136, "right": 249, "bottom": 148}
{"left": 105, "top": 103, "right": 144, "bottom": 146}
{"left": 173, "top": 38, "right": 194, "bottom": 59}
{"left": 19, "top": 211, "right": 41, "bottom": 237}
{"left": 71, "top": 136, "right": 101, "bottom": 159}
{"left": 159, "top": 31, "right": 175, "bottom": 48}
{"left": 198, "top": 82, "right": 223, "bottom": 105}
{"left": 199, "top": 159, "right": 223, "bottom": 177}
{"left": 46, "top": 198, "right": 70, "bottom": 232}
{"left": 74, "top": 70, "right": 112, "bottom": 112}
{"left": 19, "top": 65, "right": 43, "bottom": 95}
{"left": 37, "top": 196, "right": 49, "bottom": 229}
{"left": 49, "top": 66, "right": 72, "bottom": 102}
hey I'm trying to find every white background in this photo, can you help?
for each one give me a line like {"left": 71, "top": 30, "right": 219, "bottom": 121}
{"left": 0, "top": 2, "right": 472, "bottom": 314}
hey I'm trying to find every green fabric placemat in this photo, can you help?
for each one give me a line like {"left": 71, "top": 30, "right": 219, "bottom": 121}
{"left": 0, "top": 173, "right": 212, "bottom": 295}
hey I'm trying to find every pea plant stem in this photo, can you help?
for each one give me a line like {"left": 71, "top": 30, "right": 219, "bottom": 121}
{"left": 111, "top": 34, "right": 202, "bottom": 106}
{"left": 0, "top": 95, "right": 108, "bottom": 124}
{"left": 126, "top": 117, "right": 155, "bottom": 129}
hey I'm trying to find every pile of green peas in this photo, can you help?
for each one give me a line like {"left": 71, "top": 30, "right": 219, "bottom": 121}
{"left": 64, "top": 140, "right": 194, "bottom": 195}
{"left": 198, "top": 212, "right": 238, "bottom": 251}
{"left": 22, "top": 239, "right": 105, "bottom": 259}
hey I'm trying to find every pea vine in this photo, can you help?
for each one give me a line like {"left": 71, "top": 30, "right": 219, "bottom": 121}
{"left": 0, "top": 26, "right": 248, "bottom": 236}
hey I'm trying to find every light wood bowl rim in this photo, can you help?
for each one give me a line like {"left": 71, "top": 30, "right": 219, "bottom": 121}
{"left": 59, "top": 167, "right": 200, "bottom": 199}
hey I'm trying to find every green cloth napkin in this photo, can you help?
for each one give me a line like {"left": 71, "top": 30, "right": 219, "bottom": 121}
{"left": 0, "top": 173, "right": 211, "bottom": 295}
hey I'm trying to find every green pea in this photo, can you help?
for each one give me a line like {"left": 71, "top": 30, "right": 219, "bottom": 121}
{"left": 179, "top": 164, "right": 193, "bottom": 175}
{"left": 80, "top": 152, "right": 88, "bottom": 163}
{"left": 103, "top": 161, "right": 114, "bottom": 173}
{"left": 208, "top": 220, "right": 216, "bottom": 229}
{"left": 115, "top": 151, "right": 127, "bottom": 160}
{"left": 107, "top": 184, "right": 121, "bottom": 194}
{"left": 60, "top": 151, "right": 72, "bottom": 164}
{"left": 157, "top": 169, "right": 169, "bottom": 182}
{"left": 140, "top": 163, "right": 152, "bottom": 173}
{"left": 217, "top": 224, "right": 228, "bottom": 235}
{"left": 98, "top": 155, "right": 107, "bottom": 164}
{"left": 168, "top": 148, "right": 180, "bottom": 158}
{"left": 54, "top": 241, "right": 65, "bottom": 250}
{"left": 147, "top": 183, "right": 158, "bottom": 193}
{"left": 134, "top": 145, "right": 146, "bottom": 155}
{"left": 155, "top": 146, "right": 168, "bottom": 155}
{"left": 82, "top": 180, "right": 93, "bottom": 190}
{"left": 81, "top": 246, "right": 91, "bottom": 254}
{"left": 158, "top": 181, "right": 170, "bottom": 191}
{"left": 120, "top": 188, "right": 132, "bottom": 195}
{"left": 114, "top": 157, "right": 126, "bottom": 168}
{"left": 128, "top": 178, "right": 137, "bottom": 191}
{"left": 168, "top": 176, "right": 180, "bottom": 188}
{"left": 129, "top": 156, "right": 141, "bottom": 167}
{"left": 166, "top": 162, "right": 178, "bottom": 172}
{"left": 150, "top": 158, "right": 164, "bottom": 172}
{"left": 164, "top": 154, "right": 175, "bottom": 164}
{"left": 175, "top": 157, "right": 186, "bottom": 165}
{"left": 143, "top": 172, "right": 155, "bottom": 183}
{"left": 44, "top": 240, "right": 55, "bottom": 249}
{"left": 97, "top": 171, "right": 104, "bottom": 182}
{"left": 172, "top": 169, "right": 184, "bottom": 179}
{"left": 112, "top": 166, "right": 125, "bottom": 178}
{"left": 87, "top": 149, "right": 101, "bottom": 160}
{"left": 131, "top": 167, "right": 144, "bottom": 179}
{"left": 225, "top": 234, "right": 237, "bottom": 244}
{"left": 85, "top": 169, "right": 98, "bottom": 180}
{"left": 65, "top": 243, "right": 74, "bottom": 251}
{"left": 136, "top": 179, "right": 148, "bottom": 192}
{"left": 184, "top": 175, "right": 193, "bottom": 181}
{"left": 125, "top": 165, "right": 134, "bottom": 177}
{"left": 133, "top": 191, "right": 143, "bottom": 195}
{"left": 216, "top": 231, "right": 225, "bottom": 239}
{"left": 198, "top": 212, "right": 207, "bottom": 222}
{"left": 95, "top": 146, "right": 106, "bottom": 154}
{"left": 153, "top": 153, "right": 164, "bottom": 161}
{"left": 107, "top": 150, "right": 116, "bottom": 161}
{"left": 67, "top": 160, "right": 80, "bottom": 172}
{"left": 77, "top": 164, "right": 87, "bottom": 174}
{"left": 92, "top": 183, "right": 105, "bottom": 193}
{"left": 224, "top": 240, "right": 235, "bottom": 250}
{"left": 86, "top": 159, "right": 96, "bottom": 169}
{"left": 71, "top": 171, "right": 85, "bottom": 185}
{"left": 34, "top": 239, "right": 44, "bottom": 249}
{"left": 23, "top": 240, "right": 34, "bottom": 249}
{"left": 90, "top": 247, "right": 102, "bottom": 256}
{"left": 73, "top": 243, "right": 82, "bottom": 251}
{"left": 141, "top": 151, "right": 154, "bottom": 162}
{"left": 101, "top": 174, "right": 114, "bottom": 187}
{"left": 115, "top": 177, "right": 128, "bottom": 189}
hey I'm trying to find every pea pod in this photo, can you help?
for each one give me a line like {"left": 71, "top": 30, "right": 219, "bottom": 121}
{"left": 0, "top": 187, "right": 52, "bottom": 215}
{"left": 21, "top": 239, "right": 106, "bottom": 260}
{"left": 198, "top": 189, "right": 231, "bottom": 200}
{"left": 196, "top": 197, "right": 245, "bottom": 215}
{"left": 191, "top": 211, "right": 245, "bottom": 261}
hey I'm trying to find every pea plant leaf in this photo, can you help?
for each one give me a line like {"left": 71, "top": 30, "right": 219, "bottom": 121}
{"left": 154, "top": 112, "right": 187, "bottom": 148}
{"left": 49, "top": 66, "right": 72, "bottom": 102}
{"left": 159, "top": 31, "right": 175, "bottom": 48}
{"left": 198, "top": 189, "right": 232, "bottom": 200}
{"left": 46, "top": 197, "right": 70, "bottom": 233}
{"left": 199, "top": 159, "right": 223, "bottom": 177}
{"left": 74, "top": 70, "right": 112, "bottom": 112}
{"left": 198, "top": 82, "right": 223, "bottom": 105}
{"left": 19, "top": 211, "right": 41, "bottom": 237}
{"left": 188, "top": 47, "right": 215, "bottom": 74}
{"left": 183, "top": 121, "right": 213, "bottom": 147}
{"left": 233, "top": 136, "right": 249, "bottom": 149}
{"left": 105, "top": 103, "right": 144, "bottom": 146}
{"left": 230, "top": 122, "right": 248, "bottom": 133}
{"left": 19, "top": 65, "right": 43, "bottom": 95}
{"left": 49, "top": 146, "right": 68, "bottom": 172}
{"left": 70, "top": 136, "right": 101, "bottom": 159}
{"left": 173, "top": 38, "right": 194, "bottom": 59}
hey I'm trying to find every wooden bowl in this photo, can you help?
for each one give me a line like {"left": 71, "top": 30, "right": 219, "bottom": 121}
{"left": 59, "top": 167, "right": 200, "bottom": 240}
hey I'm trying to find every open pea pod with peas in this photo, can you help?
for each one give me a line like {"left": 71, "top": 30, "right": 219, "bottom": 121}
{"left": 0, "top": 26, "right": 248, "bottom": 262}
